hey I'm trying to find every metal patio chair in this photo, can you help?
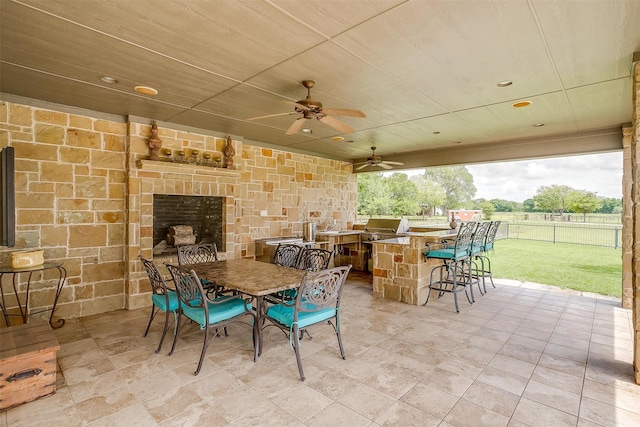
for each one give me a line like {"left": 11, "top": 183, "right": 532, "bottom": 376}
{"left": 165, "top": 264, "right": 257, "bottom": 375}
{"left": 139, "top": 256, "right": 180, "bottom": 354}
{"left": 264, "top": 265, "right": 352, "bottom": 381}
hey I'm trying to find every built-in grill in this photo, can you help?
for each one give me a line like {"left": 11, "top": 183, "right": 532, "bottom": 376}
{"left": 361, "top": 218, "right": 410, "bottom": 242}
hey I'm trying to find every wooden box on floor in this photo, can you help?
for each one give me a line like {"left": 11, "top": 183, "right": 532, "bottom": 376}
{"left": 0, "top": 320, "right": 60, "bottom": 411}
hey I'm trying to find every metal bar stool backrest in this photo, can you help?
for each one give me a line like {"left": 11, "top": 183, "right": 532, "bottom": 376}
{"left": 483, "top": 221, "right": 501, "bottom": 253}
{"left": 177, "top": 243, "right": 218, "bottom": 265}
{"left": 470, "top": 221, "right": 491, "bottom": 256}
{"left": 451, "top": 221, "right": 477, "bottom": 259}
{"left": 298, "top": 248, "right": 333, "bottom": 271}
{"left": 272, "top": 243, "right": 303, "bottom": 268}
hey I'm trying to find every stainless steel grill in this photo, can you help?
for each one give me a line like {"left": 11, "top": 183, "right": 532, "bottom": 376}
{"left": 361, "top": 218, "right": 409, "bottom": 242}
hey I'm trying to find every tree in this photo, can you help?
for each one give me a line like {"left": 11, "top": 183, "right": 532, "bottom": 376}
{"left": 596, "top": 197, "right": 622, "bottom": 214}
{"left": 423, "top": 166, "right": 476, "bottom": 210}
{"left": 479, "top": 201, "right": 495, "bottom": 220}
{"left": 489, "top": 198, "right": 521, "bottom": 212}
{"left": 568, "top": 190, "right": 601, "bottom": 221}
{"left": 411, "top": 175, "right": 446, "bottom": 215}
{"left": 386, "top": 173, "right": 420, "bottom": 216}
{"left": 533, "top": 185, "right": 574, "bottom": 214}
{"left": 523, "top": 198, "right": 536, "bottom": 212}
{"left": 357, "top": 173, "right": 392, "bottom": 216}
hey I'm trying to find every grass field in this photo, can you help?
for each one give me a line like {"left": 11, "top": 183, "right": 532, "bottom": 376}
{"left": 489, "top": 239, "right": 622, "bottom": 298}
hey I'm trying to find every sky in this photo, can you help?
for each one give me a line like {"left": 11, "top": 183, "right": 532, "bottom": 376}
{"left": 396, "top": 152, "right": 623, "bottom": 203}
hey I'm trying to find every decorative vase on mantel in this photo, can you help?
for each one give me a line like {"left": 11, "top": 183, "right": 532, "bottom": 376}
{"left": 224, "top": 136, "right": 235, "bottom": 169}
{"left": 147, "top": 121, "right": 162, "bottom": 161}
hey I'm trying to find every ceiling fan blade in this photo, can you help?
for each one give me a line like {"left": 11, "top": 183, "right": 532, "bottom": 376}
{"left": 248, "top": 111, "right": 296, "bottom": 120}
{"left": 378, "top": 162, "right": 394, "bottom": 170}
{"left": 322, "top": 108, "right": 366, "bottom": 118}
{"left": 285, "top": 117, "right": 308, "bottom": 135}
{"left": 383, "top": 161, "right": 405, "bottom": 166}
{"left": 318, "top": 115, "right": 354, "bottom": 134}
{"left": 355, "top": 163, "right": 370, "bottom": 170}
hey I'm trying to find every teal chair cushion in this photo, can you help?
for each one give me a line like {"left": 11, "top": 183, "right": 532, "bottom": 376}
{"left": 482, "top": 243, "right": 494, "bottom": 252}
{"left": 425, "top": 248, "right": 455, "bottom": 259}
{"left": 267, "top": 303, "right": 336, "bottom": 329}
{"left": 182, "top": 297, "right": 251, "bottom": 329}
{"left": 152, "top": 290, "right": 179, "bottom": 312}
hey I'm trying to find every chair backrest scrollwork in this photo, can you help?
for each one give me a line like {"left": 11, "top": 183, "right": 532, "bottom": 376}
{"left": 166, "top": 264, "right": 206, "bottom": 311}
{"left": 298, "top": 248, "right": 333, "bottom": 271}
{"left": 453, "top": 221, "right": 477, "bottom": 258}
{"left": 295, "top": 265, "right": 351, "bottom": 315}
{"left": 139, "top": 255, "right": 172, "bottom": 296}
{"left": 272, "top": 244, "right": 303, "bottom": 268}
{"left": 177, "top": 243, "right": 219, "bottom": 265}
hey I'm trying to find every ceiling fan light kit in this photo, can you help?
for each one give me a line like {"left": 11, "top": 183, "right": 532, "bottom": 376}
{"left": 249, "top": 80, "right": 365, "bottom": 135}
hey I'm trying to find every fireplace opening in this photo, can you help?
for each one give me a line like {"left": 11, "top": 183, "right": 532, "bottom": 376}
{"left": 153, "top": 194, "right": 224, "bottom": 255}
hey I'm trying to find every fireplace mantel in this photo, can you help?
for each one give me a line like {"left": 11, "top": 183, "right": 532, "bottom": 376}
{"left": 136, "top": 160, "right": 241, "bottom": 177}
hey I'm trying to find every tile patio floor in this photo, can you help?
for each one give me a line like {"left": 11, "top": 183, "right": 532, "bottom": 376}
{"left": 1, "top": 271, "right": 638, "bottom": 426}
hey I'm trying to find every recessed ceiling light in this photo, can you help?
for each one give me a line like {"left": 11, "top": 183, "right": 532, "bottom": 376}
{"left": 512, "top": 100, "right": 532, "bottom": 108}
{"left": 497, "top": 80, "right": 513, "bottom": 87}
{"left": 302, "top": 128, "right": 312, "bottom": 133}
{"left": 100, "top": 76, "right": 118, "bottom": 84}
{"left": 534, "top": 123, "right": 545, "bottom": 127}
{"left": 134, "top": 85, "right": 158, "bottom": 96}
{"left": 332, "top": 136, "right": 344, "bottom": 141}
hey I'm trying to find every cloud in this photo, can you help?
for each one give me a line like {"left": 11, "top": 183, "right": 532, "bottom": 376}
{"left": 466, "top": 152, "right": 622, "bottom": 202}
{"left": 385, "top": 152, "right": 623, "bottom": 203}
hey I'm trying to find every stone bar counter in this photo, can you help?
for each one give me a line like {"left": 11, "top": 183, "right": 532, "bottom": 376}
{"left": 371, "top": 229, "right": 457, "bottom": 305}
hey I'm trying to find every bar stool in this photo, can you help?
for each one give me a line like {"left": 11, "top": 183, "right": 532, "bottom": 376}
{"left": 477, "top": 220, "right": 501, "bottom": 289}
{"left": 423, "top": 221, "right": 477, "bottom": 313}
{"left": 469, "top": 221, "right": 491, "bottom": 295}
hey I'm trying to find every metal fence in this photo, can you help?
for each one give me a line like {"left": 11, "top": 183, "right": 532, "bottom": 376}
{"left": 498, "top": 222, "right": 622, "bottom": 248}
{"left": 493, "top": 213, "right": 622, "bottom": 224}
{"left": 357, "top": 216, "right": 623, "bottom": 248}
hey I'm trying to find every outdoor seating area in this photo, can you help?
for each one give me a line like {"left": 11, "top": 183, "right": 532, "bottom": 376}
{"left": 2, "top": 271, "right": 636, "bottom": 426}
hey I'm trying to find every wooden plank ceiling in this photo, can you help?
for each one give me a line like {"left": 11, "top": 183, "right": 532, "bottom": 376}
{"left": 1, "top": 0, "right": 638, "bottom": 170}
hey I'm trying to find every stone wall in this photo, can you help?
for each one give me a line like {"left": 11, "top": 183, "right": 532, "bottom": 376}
{"left": 0, "top": 100, "right": 357, "bottom": 321}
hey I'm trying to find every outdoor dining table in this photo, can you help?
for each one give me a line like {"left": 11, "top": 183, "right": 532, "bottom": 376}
{"left": 176, "top": 258, "right": 306, "bottom": 356}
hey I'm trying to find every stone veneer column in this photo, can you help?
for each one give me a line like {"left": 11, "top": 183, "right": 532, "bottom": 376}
{"left": 631, "top": 59, "right": 640, "bottom": 385}
{"left": 622, "top": 126, "right": 633, "bottom": 310}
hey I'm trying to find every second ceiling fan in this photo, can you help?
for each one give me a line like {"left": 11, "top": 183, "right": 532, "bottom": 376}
{"left": 249, "top": 80, "right": 366, "bottom": 135}
{"left": 354, "top": 147, "right": 405, "bottom": 170}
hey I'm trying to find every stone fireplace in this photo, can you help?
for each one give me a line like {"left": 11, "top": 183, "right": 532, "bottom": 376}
{"left": 125, "top": 125, "right": 243, "bottom": 310}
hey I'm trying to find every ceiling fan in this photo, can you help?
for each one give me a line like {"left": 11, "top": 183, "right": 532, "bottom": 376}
{"left": 248, "top": 80, "right": 366, "bottom": 135}
{"left": 354, "top": 146, "right": 405, "bottom": 170}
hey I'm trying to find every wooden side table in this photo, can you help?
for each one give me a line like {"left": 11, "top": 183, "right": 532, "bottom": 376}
{"left": 0, "top": 262, "right": 66, "bottom": 328}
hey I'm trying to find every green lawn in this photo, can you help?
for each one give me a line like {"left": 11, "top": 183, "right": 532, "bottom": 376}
{"left": 489, "top": 239, "right": 622, "bottom": 298}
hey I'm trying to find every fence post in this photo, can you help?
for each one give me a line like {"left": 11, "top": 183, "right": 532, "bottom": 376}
{"left": 615, "top": 227, "right": 619, "bottom": 249}
{"left": 553, "top": 223, "right": 556, "bottom": 244}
